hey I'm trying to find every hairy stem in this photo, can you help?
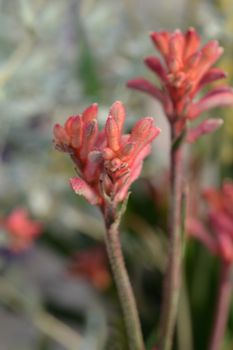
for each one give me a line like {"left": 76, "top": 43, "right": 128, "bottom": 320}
{"left": 159, "top": 127, "right": 184, "bottom": 350}
{"left": 209, "top": 263, "right": 232, "bottom": 350}
{"left": 104, "top": 206, "right": 145, "bottom": 350}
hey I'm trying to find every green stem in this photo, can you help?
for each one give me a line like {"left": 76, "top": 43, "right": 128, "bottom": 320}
{"left": 104, "top": 205, "right": 145, "bottom": 350}
{"left": 209, "top": 263, "right": 232, "bottom": 350}
{"left": 159, "top": 127, "right": 184, "bottom": 350}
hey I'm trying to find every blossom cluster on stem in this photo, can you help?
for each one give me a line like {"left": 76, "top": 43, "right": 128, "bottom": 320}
{"left": 127, "top": 28, "right": 233, "bottom": 139}
{"left": 53, "top": 101, "right": 160, "bottom": 208}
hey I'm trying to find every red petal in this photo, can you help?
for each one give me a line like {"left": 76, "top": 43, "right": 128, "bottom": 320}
{"left": 80, "top": 120, "right": 98, "bottom": 160}
{"left": 71, "top": 116, "right": 83, "bottom": 149}
{"left": 150, "top": 31, "right": 170, "bottom": 57}
{"left": 184, "top": 27, "right": 200, "bottom": 59}
{"left": 53, "top": 124, "right": 70, "bottom": 145}
{"left": 144, "top": 56, "right": 167, "bottom": 82}
{"left": 186, "top": 118, "right": 223, "bottom": 143}
{"left": 109, "top": 101, "right": 125, "bottom": 133}
{"left": 70, "top": 178, "right": 100, "bottom": 205}
{"left": 82, "top": 103, "right": 98, "bottom": 124}
{"left": 188, "top": 87, "right": 233, "bottom": 119}
{"left": 168, "top": 30, "right": 185, "bottom": 71}
{"left": 127, "top": 78, "right": 164, "bottom": 103}
{"left": 198, "top": 68, "right": 226, "bottom": 91}
{"left": 105, "top": 115, "right": 121, "bottom": 152}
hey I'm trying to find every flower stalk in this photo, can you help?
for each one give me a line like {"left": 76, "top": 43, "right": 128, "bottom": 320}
{"left": 209, "top": 263, "right": 232, "bottom": 350}
{"left": 159, "top": 127, "right": 184, "bottom": 350}
{"left": 104, "top": 203, "right": 145, "bottom": 350}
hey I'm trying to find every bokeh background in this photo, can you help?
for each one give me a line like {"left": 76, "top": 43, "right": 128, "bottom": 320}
{"left": 0, "top": 0, "right": 232, "bottom": 349}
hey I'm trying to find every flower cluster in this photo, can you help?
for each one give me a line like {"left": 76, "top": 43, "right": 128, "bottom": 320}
{"left": 53, "top": 101, "right": 160, "bottom": 207}
{"left": 0, "top": 208, "right": 42, "bottom": 252}
{"left": 188, "top": 181, "right": 233, "bottom": 264}
{"left": 127, "top": 28, "right": 233, "bottom": 137}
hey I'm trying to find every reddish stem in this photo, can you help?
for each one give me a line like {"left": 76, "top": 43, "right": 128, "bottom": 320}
{"left": 209, "top": 262, "right": 232, "bottom": 350}
{"left": 159, "top": 126, "right": 184, "bottom": 350}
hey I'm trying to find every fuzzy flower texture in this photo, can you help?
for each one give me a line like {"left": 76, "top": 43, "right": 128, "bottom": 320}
{"left": 188, "top": 181, "right": 233, "bottom": 264}
{"left": 53, "top": 101, "right": 160, "bottom": 207}
{"left": 127, "top": 28, "right": 233, "bottom": 140}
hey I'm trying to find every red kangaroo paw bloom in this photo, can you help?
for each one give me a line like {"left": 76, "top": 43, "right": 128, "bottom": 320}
{"left": 53, "top": 101, "right": 161, "bottom": 208}
{"left": 127, "top": 28, "right": 233, "bottom": 138}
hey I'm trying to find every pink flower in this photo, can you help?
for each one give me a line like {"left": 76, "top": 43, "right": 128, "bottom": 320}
{"left": 127, "top": 28, "right": 233, "bottom": 138}
{"left": 1, "top": 208, "right": 42, "bottom": 252}
{"left": 187, "top": 181, "right": 233, "bottom": 264}
{"left": 53, "top": 101, "right": 161, "bottom": 207}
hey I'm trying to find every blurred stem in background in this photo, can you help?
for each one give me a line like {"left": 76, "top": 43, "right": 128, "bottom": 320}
{"left": 0, "top": 277, "right": 82, "bottom": 350}
{"left": 209, "top": 263, "right": 233, "bottom": 350}
{"left": 159, "top": 127, "right": 184, "bottom": 350}
{"left": 103, "top": 201, "right": 145, "bottom": 350}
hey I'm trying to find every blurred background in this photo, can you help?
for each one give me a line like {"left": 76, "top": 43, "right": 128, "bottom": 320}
{"left": 0, "top": 0, "right": 232, "bottom": 349}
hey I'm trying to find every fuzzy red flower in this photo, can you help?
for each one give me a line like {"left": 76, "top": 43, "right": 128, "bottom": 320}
{"left": 53, "top": 101, "right": 161, "bottom": 207}
{"left": 188, "top": 181, "right": 233, "bottom": 263}
{"left": 1, "top": 208, "right": 42, "bottom": 252}
{"left": 127, "top": 28, "right": 233, "bottom": 138}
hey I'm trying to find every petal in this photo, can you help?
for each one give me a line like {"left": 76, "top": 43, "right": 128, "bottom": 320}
{"left": 80, "top": 119, "right": 98, "bottom": 160}
{"left": 198, "top": 68, "right": 227, "bottom": 90}
{"left": 82, "top": 103, "right": 98, "bottom": 124}
{"left": 64, "top": 116, "right": 75, "bottom": 134}
{"left": 70, "top": 177, "right": 100, "bottom": 205}
{"left": 188, "top": 87, "right": 233, "bottom": 119}
{"left": 109, "top": 101, "right": 125, "bottom": 133}
{"left": 186, "top": 118, "right": 223, "bottom": 143}
{"left": 84, "top": 151, "right": 103, "bottom": 182}
{"left": 184, "top": 27, "right": 200, "bottom": 59}
{"left": 105, "top": 115, "right": 120, "bottom": 152}
{"left": 127, "top": 78, "right": 164, "bottom": 103}
{"left": 129, "top": 117, "right": 161, "bottom": 146}
{"left": 53, "top": 124, "right": 70, "bottom": 147}
{"left": 71, "top": 116, "right": 83, "bottom": 149}
{"left": 144, "top": 56, "right": 167, "bottom": 82}
{"left": 168, "top": 30, "right": 185, "bottom": 71}
{"left": 150, "top": 31, "right": 170, "bottom": 57}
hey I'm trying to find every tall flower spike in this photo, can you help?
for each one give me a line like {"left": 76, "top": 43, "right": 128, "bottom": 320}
{"left": 127, "top": 28, "right": 233, "bottom": 138}
{"left": 53, "top": 102, "right": 161, "bottom": 350}
{"left": 53, "top": 101, "right": 161, "bottom": 208}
